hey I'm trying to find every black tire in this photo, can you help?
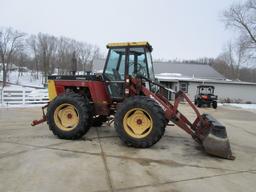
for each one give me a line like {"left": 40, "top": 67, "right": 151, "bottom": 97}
{"left": 194, "top": 99, "right": 197, "bottom": 105}
{"left": 92, "top": 115, "right": 108, "bottom": 127}
{"left": 47, "top": 93, "right": 91, "bottom": 140}
{"left": 212, "top": 101, "right": 217, "bottom": 109}
{"left": 197, "top": 101, "right": 202, "bottom": 108}
{"left": 114, "top": 96, "right": 166, "bottom": 148}
{"left": 165, "top": 118, "right": 169, "bottom": 126}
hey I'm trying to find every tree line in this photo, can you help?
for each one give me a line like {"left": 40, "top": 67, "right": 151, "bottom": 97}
{"left": 217, "top": 0, "right": 256, "bottom": 81}
{"left": 167, "top": 0, "right": 256, "bottom": 82}
{"left": 0, "top": 27, "right": 100, "bottom": 87}
{"left": 1, "top": 0, "right": 256, "bottom": 88}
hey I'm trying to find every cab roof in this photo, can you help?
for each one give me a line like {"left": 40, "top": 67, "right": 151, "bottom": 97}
{"left": 106, "top": 41, "right": 152, "bottom": 51}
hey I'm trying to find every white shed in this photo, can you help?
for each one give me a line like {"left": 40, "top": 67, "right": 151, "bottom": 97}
{"left": 154, "top": 61, "right": 256, "bottom": 103}
{"left": 156, "top": 74, "right": 256, "bottom": 103}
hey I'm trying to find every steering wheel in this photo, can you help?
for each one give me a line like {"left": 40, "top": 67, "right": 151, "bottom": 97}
{"left": 128, "top": 61, "right": 147, "bottom": 77}
{"left": 137, "top": 62, "right": 147, "bottom": 76}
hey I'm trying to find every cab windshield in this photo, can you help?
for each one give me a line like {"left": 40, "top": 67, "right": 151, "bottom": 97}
{"left": 128, "top": 47, "right": 155, "bottom": 80}
{"left": 103, "top": 46, "right": 156, "bottom": 98}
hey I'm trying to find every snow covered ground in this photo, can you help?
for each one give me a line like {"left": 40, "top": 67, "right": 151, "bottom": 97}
{"left": 0, "top": 70, "right": 47, "bottom": 108}
{"left": 0, "top": 103, "right": 46, "bottom": 108}
{"left": 0, "top": 71, "right": 44, "bottom": 88}
{"left": 223, "top": 103, "right": 256, "bottom": 110}
{"left": 1, "top": 71, "right": 256, "bottom": 110}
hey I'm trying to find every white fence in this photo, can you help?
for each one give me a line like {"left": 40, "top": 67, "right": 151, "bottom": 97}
{"left": 0, "top": 87, "right": 48, "bottom": 105}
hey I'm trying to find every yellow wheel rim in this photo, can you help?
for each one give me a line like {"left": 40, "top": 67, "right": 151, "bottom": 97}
{"left": 53, "top": 103, "right": 79, "bottom": 131}
{"left": 123, "top": 108, "right": 153, "bottom": 138}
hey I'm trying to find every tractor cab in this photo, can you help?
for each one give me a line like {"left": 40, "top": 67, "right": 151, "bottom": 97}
{"left": 103, "top": 42, "right": 155, "bottom": 99}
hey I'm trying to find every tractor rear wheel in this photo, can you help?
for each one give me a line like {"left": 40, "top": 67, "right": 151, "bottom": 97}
{"left": 47, "top": 93, "right": 91, "bottom": 140}
{"left": 114, "top": 96, "right": 166, "bottom": 148}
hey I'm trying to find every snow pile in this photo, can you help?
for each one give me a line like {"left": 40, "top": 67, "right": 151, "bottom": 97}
{"left": 155, "top": 73, "right": 193, "bottom": 81}
{"left": 157, "top": 73, "right": 182, "bottom": 77}
{"left": 0, "top": 104, "right": 46, "bottom": 108}
{"left": 224, "top": 103, "right": 256, "bottom": 109}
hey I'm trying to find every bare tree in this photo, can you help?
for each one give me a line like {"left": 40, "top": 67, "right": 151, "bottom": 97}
{"left": 77, "top": 43, "right": 100, "bottom": 73}
{"left": 55, "top": 38, "right": 99, "bottom": 75}
{"left": 223, "top": 0, "right": 256, "bottom": 51}
{"left": 16, "top": 51, "right": 28, "bottom": 79}
{"left": 0, "top": 28, "right": 25, "bottom": 87}
{"left": 217, "top": 39, "right": 250, "bottom": 80}
{"left": 0, "top": 27, "right": 101, "bottom": 87}
{"left": 55, "top": 37, "right": 76, "bottom": 75}
{"left": 27, "top": 35, "right": 40, "bottom": 79}
{"left": 37, "top": 33, "right": 57, "bottom": 84}
{"left": 77, "top": 42, "right": 92, "bottom": 73}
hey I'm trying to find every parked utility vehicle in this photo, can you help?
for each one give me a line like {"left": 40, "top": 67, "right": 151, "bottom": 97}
{"left": 194, "top": 85, "right": 218, "bottom": 109}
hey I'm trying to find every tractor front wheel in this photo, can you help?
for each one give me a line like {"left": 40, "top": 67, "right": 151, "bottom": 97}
{"left": 47, "top": 93, "right": 91, "bottom": 140}
{"left": 197, "top": 101, "right": 202, "bottom": 108}
{"left": 114, "top": 96, "right": 166, "bottom": 148}
{"left": 212, "top": 101, "right": 218, "bottom": 109}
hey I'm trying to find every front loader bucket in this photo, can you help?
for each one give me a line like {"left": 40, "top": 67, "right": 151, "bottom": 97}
{"left": 201, "top": 114, "right": 234, "bottom": 160}
{"left": 140, "top": 85, "right": 234, "bottom": 160}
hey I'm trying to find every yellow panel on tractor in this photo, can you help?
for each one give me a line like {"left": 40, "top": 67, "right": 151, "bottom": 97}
{"left": 107, "top": 41, "right": 151, "bottom": 48}
{"left": 48, "top": 80, "right": 57, "bottom": 101}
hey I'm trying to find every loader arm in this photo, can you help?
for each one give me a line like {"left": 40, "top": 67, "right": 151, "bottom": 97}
{"left": 130, "top": 77, "right": 234, "bottom": 160}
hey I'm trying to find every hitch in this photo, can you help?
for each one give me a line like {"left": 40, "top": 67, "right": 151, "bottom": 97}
{"left": 31, "top": 103, "right": 48, "bottom": 126}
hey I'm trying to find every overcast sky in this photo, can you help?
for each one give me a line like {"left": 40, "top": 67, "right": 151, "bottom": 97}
{"left": 0, "top": 0, "right": 242, "bottom": 60}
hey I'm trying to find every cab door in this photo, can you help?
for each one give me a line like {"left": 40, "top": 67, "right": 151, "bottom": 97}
{"left": 103, "top": 48, "right": 126, "bottom": 100}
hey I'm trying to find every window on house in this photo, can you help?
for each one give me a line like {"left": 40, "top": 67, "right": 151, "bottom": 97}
{"left": 180, "top": 82, "right": 188, "bottom": 93}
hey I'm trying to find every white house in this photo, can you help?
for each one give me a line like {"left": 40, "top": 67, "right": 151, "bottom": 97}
{"left": 154, "top": 62, "right": 256, "bottom": 103}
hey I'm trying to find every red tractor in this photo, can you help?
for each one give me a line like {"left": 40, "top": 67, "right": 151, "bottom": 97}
{"left": 32, "top": 42, "right": 234, "bottom": 159}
